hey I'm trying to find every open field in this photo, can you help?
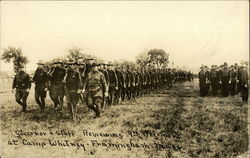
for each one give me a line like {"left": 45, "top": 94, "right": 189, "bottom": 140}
{"left": 0, "top": 79, "right": 249, "bottom": 158}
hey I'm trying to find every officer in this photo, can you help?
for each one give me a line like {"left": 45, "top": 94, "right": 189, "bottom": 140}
{"left": 209, "top": 65, "right": 219, "bottom": 96}
{"left": 12, "top": 65, "right": 31, "bottom": 112}
{"left": 64, "top": 62, "right": 82, "bottom": 120}
{"left": 229, "top": 65, "right": 238, "bottom": 96}
{"left": 48, "top": 61, "right": 66, "bottom": 110}
{"left": 107, "top": 63, "right": 118, "bottom": 106}
{"left": 83, "top": 62, "right": 108, "bottom": 118}
{"left": 198, "top": 66, "right": 208, "bottom": 97}
{"left": 32, "top": 60, "right": 49, "bottom": 112}
{"left": 240, "top": 62, "right": 249, "bottom": 104}
{"left": 219, "top": 62, "right": 230, "bottom": 97}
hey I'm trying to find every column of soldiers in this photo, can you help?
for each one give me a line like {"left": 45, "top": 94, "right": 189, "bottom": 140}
{"left": 12, "top": 59, "right": 194, "bottom": 119}
{"left": 198, "top": 62, "right": 249, "bottom": 104}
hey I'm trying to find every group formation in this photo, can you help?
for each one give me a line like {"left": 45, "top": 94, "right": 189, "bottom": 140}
{"left": 12, "top": 58, "right": 194, "bottom": 119}
{"left": 198, "top": 62, "right": 249, "bottom": 103}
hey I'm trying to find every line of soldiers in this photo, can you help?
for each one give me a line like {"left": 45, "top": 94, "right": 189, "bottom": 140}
{"left": 12, "top": 59, "right": 194, "bottom": 119}
{"left": 198, "top": 62, "right": 249, "bottom": 103}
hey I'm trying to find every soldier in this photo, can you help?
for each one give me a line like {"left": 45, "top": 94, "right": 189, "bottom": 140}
{"left": 114, "top": 65, "right": 125, "bottom": 104}
{"left": 99, "top": 63, "right": 109, "bottom": 109}
{"left": 240, "top": 62, "right": 249, "bottom": 104}
{"left": 107, "top": 63, "right": 118, "bottom": 106}
{"left": 12, "top": 65, "right": 31, "bottom": 112}
{"left": 198, "top": 66, "right": 208, "bottom": 97}
{"left": 32, "top": 60, "right": 49, "bottom": 112}
{"left": 120, "top": 65, "right": 128, "bottom": 101}
{"left": 219, "top": 62, "right": 230, "bottom": 97}
{"left": 63, "top": 62, "right": 82, "bottom": 120}
{"left": 209, "top": 65, "right": 220, "bottom": 96}
{"left": 83, "top": 63, "right": 108, "bottom": 118}
{"left": 48, "top": 61, "right": 66, "bottom": 110}
{"left": 229, "top": 65, "right": 238, "bottom": 96}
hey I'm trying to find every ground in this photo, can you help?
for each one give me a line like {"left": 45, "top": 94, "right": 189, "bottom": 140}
{"left": 0, "top": 79, "right": 249, "bottom": 158}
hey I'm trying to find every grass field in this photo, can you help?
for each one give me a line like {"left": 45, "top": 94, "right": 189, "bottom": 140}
{"left": 0, "top": 79, "right": 249, "bottom": 158}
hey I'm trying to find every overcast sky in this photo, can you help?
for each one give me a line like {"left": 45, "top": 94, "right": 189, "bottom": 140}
{"left": 0, "top": 1, "right": 249, "bottom": 72}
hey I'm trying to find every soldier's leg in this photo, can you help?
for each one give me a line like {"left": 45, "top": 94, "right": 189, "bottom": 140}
{"left": 49, "top": 87, "right": 60, "bottom": 108}
{"left": 86, "top": 93, "right": 96, "bottom": 112}
{"left": 40, "top": 90, "right": 46, "bottom": 112}
{"left": 35, "top": 89, "right": 42, "bottom": 107}
{"left": 15, "top": 90, "right": 23, "bottom": 106}
{"left": 21, "top": 91, "right": 29, "bottom": 112}
{"left": 66, "top": 92, "right": 73, "bottom": 117}
{"left": 93, "top": 96, "right": 102, "bottom": 117}
{"left": 72, "top": 92, "right": 79, "bottom": 120}
{"left": 58, "top": 87, "right": 65, "bottom": 110}
{"left": 231, "top": 82, "right": 236, "bottom": 96}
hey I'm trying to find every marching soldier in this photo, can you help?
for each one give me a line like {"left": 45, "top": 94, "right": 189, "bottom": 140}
{"left": 83, "top": 63, "right": 108, "bottom": 118}
{"left": 107, "top": 63, "right": 118, "bottom": 106}
{"left": 48, "top": 61, "right": 66, "bottom": 110}
{"left": 99, "top": 63, "right": 110, "bottom": 109}
{"left": 114, "top": 65, "right": 125, "bottom": 104}
{"left": 63, "top": 62, "right": 82, "bottom": 120}
{"left": 12, "top": 65, "right": 31, "bottom": 112}
{"left": 32, "top": 60, "right": 49, "bottom": 112}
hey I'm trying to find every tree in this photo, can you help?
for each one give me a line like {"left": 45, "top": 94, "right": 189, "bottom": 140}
{"left": 135, "top": 51, "right": 150, "bottom": 67}
{"left": 66, "top": 47, "right": 84, "bottom": 62}
{"left": 148, "top": 49, "right": 169, "bottom": 68}
{"left": 1, "top": 47, "right": 29, "bottom": 72}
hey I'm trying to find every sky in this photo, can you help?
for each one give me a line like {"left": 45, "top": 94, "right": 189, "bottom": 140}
{"left": 0, "top": 1, "right": 249, "bottom": 73}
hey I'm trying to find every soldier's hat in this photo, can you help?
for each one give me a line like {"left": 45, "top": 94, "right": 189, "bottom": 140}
{"left": 223, "top": 62, "right": 228, "bottom": 66}
{"left": 37, "top": 60, "right": 44, "bottom": 65}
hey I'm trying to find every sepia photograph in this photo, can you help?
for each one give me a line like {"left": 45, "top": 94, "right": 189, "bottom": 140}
{"left": 0, "top": 1, "right": 249, "bottom": 158}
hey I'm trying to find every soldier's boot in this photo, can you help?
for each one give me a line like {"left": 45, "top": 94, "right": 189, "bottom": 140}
{"left": 58, "top": 97, "right": 64, "bottom": 110}
{"left": 22, "top": 102, "right": 27, "bottom": 112}
{"left": 94, "top": 105, "right": 101, "bottom": 118}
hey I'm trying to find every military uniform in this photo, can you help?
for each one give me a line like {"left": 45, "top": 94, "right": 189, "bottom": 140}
{"left": 115, "top": 68, "right": 125, "bottom": 104}
{"left": 229, "top": 66, "right": 238, "bottom": 96}
{"left": 198, "top": 67, "right": 208, "bottom": 97}
{"left": 12, "top": 69, "right": 31, "bottom": 112}
{"left": 65, "top": 65, "right": 81, "bottom": 120}
{"left": 209, "top": 66, "right": 219, "bottom": 96}
{"left": 33, "top": 64, "right": 48, "bottom": 112}
{"left": 220, "top": 64, "right": 230, "bottom": 97}
{"left": 240, "top": 66, "right": 249, "bottom": 103}
{"left": 84, "top": 64, "right": 108, "bottom": 117}
{"left": 107, "top": 66, "right": 118, "bottom": 105}
{"left": 49, "top": 63, "right": 66, "bottom": 109}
